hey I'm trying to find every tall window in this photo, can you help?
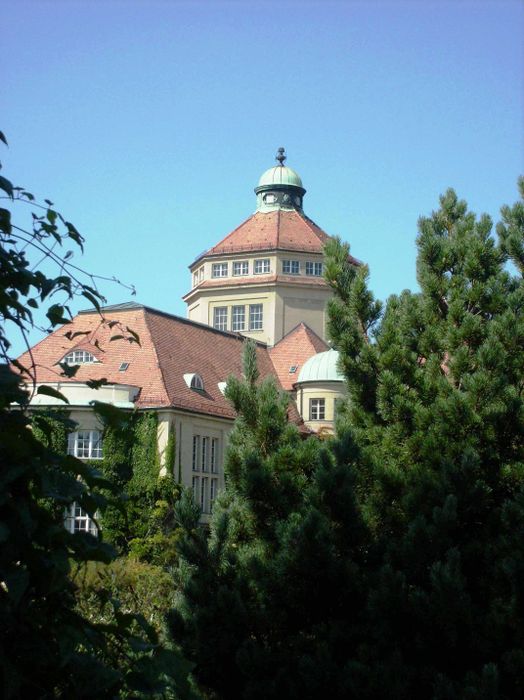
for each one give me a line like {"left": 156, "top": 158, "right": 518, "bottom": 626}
{"left": 305, "top": 261, "right": 323, "bottom": 276}
{"left": 249, "top": 304, "right": 263, "bottom": 331}
{"left": 67, "top": 430, "right": 103, "bottom": 459}
{"left": 193, "top": 272, "right": 199, "bottom": 287}
{"left": 192, "top": 476, "right": 199, "bottom": 503}
{"left": 210, "top": 478, "right": 218, "bottom": 511}
{"left": 213, "top": 307, "right": 228, "bottom": 331}
{"left": 232, "top": 305, "right": 245, "bottom": 331}
{"left": 201, "top": 476, "right": 208, "bottom": 513}
{"left": 201, "top": 437, "right": 209, "bottom": 471}
{"left": 310, "top": 398, "right": 325, "bottom": 420}
{"left": 63, "top": 350, "right": 96, "bottom": 365}
{"left": 283, "top": 260, "right": 300, "bottom": 274}
{"left": 254, "top": 259, "right": 270, "bottom": 274}
{"left": 192, "top": 435, "right": 200, "bottom": 471}
{"left": 65, "top": 503, "right": 98, "bottom": 536}
{"left": 212, "top": 262, "right": 228, "bottom": 278}
{"left": 211, "top": 438, "right": 218, "bottom": 473}
{"left": 233, "top": 261, "right": 249, "bottom": 276}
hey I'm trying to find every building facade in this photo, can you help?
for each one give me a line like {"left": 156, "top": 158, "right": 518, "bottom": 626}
{"left": 18, "top": 150, "right": 352, "bottom": 529}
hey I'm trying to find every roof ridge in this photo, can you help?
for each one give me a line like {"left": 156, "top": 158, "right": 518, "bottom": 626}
{"left": 141, "top": 308, "right": 171, "bottom": 407}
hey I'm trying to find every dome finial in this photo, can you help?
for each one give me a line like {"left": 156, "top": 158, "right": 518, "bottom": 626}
{"left": 276, "top": 147, "right": 286, "bottom": 166}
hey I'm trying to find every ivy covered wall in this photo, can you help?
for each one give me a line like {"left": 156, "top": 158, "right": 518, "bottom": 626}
{"left": 33, "top": 408, "right": 182, "bottom": 566}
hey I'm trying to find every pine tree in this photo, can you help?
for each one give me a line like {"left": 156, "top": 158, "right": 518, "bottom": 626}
{"left": 172, "top": 180, "right": 524, "bottom": 699}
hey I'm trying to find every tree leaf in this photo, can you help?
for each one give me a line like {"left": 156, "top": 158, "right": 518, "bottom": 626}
{"left": 0, "top": 175, "right": 14, "bottom": 198}
{"left": 0, "top": 130, "right": 8, "bottom": 146}
{"left": 86, "top": 377, "right": 108, "bottom": 390}
{"left": 36, "top": 385, "right": 70, "bottom": 404}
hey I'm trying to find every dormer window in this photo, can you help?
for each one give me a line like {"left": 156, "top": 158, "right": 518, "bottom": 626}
{"left": 62, "top": 350, "right": 96, "bottom": 365}
{"left": 184, "top": 373, "right": 204, "bottom": 391}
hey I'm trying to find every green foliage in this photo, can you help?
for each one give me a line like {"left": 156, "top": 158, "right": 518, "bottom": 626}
{"left": 172, "top": 181, "right": 524, "bottom": 699}
{"left": 90, "top": 408, "right": 183, "bottom": 566}
{"left": 0, "top": 133, "right": 194, "bottom": 698}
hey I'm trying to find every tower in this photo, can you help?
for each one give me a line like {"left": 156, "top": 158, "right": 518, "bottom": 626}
{"left": 183, "top": 149, "right": 356, "bottom": 346}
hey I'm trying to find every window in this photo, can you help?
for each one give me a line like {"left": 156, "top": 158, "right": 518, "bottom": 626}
{"left": 63, "top": 350, "right": 96, "bottom": 365}
{"left": 233, "top": 261, "right": 249, "bottom": 276}
{"left": 201, "top": 437, "right": 209, "bottom": 471}
{"left": 199, "top": 267, "right": 204, "bottom": 281}
{"left": 193, "top": 272, "right": 198, "bottom": 287}
{"left": 191, "top": 374, "right": 203, "bottom": 390}
{"left": 305, "top": 261, "right": 323, "bottom": 276}
{"left": 212, "top": 262, "right": 228, "bottom": 278}
{"left": 249, "top": 304, "right": 263, "bottom": 331}
{"left": 192, "top": 476, "right": 199, "bottom": 503}
{"left": 254, "top": 259, "right": 270, "bottom": 274}
{"left": 65, "top": 503, "right": 98, "bottom": 536}
{"left": 263, "top": 193, "right": 276, "bottom": 204}
{"left": 67, "top": 430, "right": 103, "bottom": 459}
{"left": 213, "top": 307, "right": 228, "bottom": 331}
{"left": 201, "top": 476, "right": 208, "bottom": 513}
{"left": 210, "top": 478, "right": 218, "bottom": 510}
{"left": 283, "top": 260, "right": 300, "bottom": 274}
{"left": 119, "top": 362, "right": 129, "bottom": 372}
{"left": 211, "top": 438, "right": 219, "bottom": 473}
{"left": 310, "top": 398, "right": 326, "bottom": 421}
{"left": 192, "top": 435, "right": 200, "bottom": 471}
{"left": 232, "top": 305, "right": 245, "bottom": 331}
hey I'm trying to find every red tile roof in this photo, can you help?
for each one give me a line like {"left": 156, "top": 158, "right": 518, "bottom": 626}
{"left": 16, "top": 304, "right": 304, "bottom": 423}
{"left": 195, "top": 209, "right": 334, "bottom": 260}
{"left": 269, "top": 323, "right": 329, "bottom": 391}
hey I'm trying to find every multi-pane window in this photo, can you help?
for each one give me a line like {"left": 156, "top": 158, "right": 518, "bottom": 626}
{"left": 210, "top": 478, "right": 218, "bottom": 510}
{"left": 193, "top": 272, "right": 198, "bottom": 287}
{"left": 67, "top": 430, "right": 103, "bottom": 459}
{"left": 232, "top": 305, "right": 245, "bottom": 331}
{"left": 283, "top": 260, "right": 300, "bottom": 274}
{"left": 211, "top": 438, "right": 218, "bottom": 473}
{"left": 201, "top": 437, "right": 209, "bottom": 471}
{"left": 65, "top": 503, "right": 98, "bottom": 536}
{"left": 233, "top": 261, "right": 249, "bottom": 276}
{"left": 213, "top": 307, "right": 228, "bottom": 331}
{"left": 201, "top": 477, "right": 208, "bottom": 513}
{"left": 249, "top": 304, "right": 263, "bottom": 331}
{"left": 254, "top": 259, "right": 270, "bottom": 274}
{"left": 192, "top": 435, "right": 200, "bottom": 471}
{"left": 305, "top": 261, "right": 323, "bottom": 276}
{"left": 63, "top": 350, "right": 96, "bottom": 365}
{"left": 212, "top": 262, "right": 228, "bottom": 278}
{"left": 310, "top": 398, "right": 326, "bottom": 420}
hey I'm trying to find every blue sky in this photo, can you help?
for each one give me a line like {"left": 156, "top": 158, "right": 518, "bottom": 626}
{"left": 3, "top": 0, "right": 523, "bottom": 357}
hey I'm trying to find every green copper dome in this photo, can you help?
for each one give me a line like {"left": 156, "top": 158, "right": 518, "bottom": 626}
{"left": 257, "top": 165, "right": 303, "bottom": 189}
{"left": 297, "top": 349, "right": 344, "bottom": 384}
{"left": 254, "top": 148, "right": 306, "bottom": 212}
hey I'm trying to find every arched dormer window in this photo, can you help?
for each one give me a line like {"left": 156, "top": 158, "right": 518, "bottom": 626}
{"left": 183, "top": 373, "right": 204, "bottom": 391}
{"left": 62, "top": 350, "right": 96, "bottom": 365}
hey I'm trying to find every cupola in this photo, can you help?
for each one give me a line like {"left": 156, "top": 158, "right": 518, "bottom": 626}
{"left": 255, "top": 147, "right": 306, "bottom": 212}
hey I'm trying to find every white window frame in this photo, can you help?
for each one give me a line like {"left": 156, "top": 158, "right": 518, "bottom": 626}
{"left": 249, "top": 304, "right": 263, "bottom": 331}
{"left": 213, "top": 307, "right": 228, "bottom": 331}
{"left": 65, "top": 502, "right": 98, "bottom": 536}
{"left": 201, "top": 436, "right": 209, "bottom": 472}
{"left": 305, "top": 261, "right": 323, "bottom": 276}
{"left": 67, "top": 430, "right": 103, "bottom": 459}
{"left": 62, "top": 350, "right": 96, "bottom": 365}
{"left": 212, "top": 262, "right": 228, "bottom": 278}
{"left": 210, "top": 478, "right": 218, "bottom": 510}
{"left": 283, "top": 260, "right": 300, "bottom": 275}
{"left": 254, "top": 259, "right": 270, "bottom": 274}
{"left": 192, "top": 435, "right": 200, "bottom": 471}
{"left": 232, "top": 261, "right": 249, "bottom": 276}
{"left": 309, "top": 398, "right": 326, "bottom": 421}
{"left": 232, "top": 305, "right": 246, "bottom": 332}
{"left": 211, "top": 438, "right": 219, "bottom": 473}
{"left": 201, "top": 476, "right": 208, "bottom": 513}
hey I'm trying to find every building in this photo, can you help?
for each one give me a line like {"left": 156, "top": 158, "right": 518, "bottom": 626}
{"left": 18, "top": 150, "right": 352, "bottom": 529}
